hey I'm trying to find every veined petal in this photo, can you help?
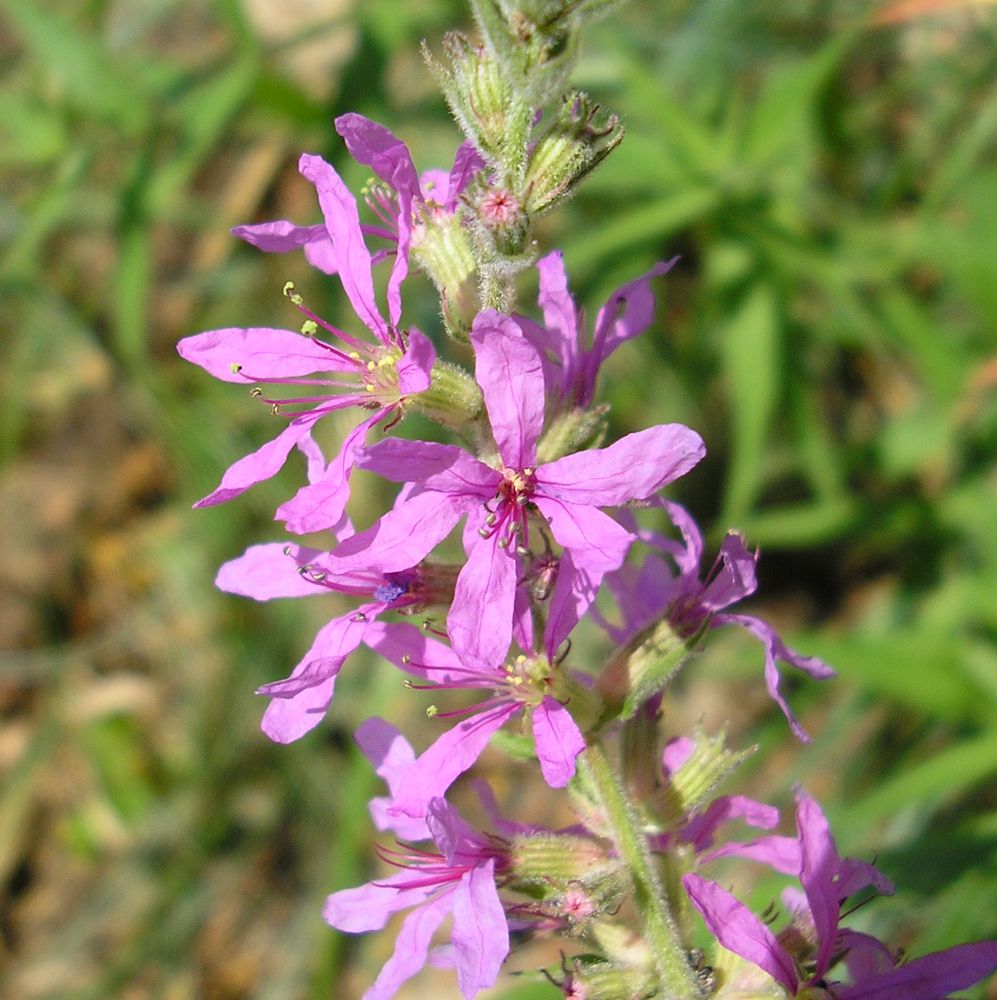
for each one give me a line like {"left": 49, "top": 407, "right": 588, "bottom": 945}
{"left": 795, "top": 790, "right": 840, "bottom": 979}
{"left": 391, "top": 703, "right": 520, "bottom": 819}
{"left": 363, "top": 621, "right": 464, "bottom": 682}
{"left": 538, "top": 424, "right": 705, "bottom": 507}
{"left": 177, "top": 326, "right": 351, "bottom": 383}
{"left": 232, "top": 220, "right": 330, "bottom": 256}
{"left": 360, "top": 438, "right": 499, "bottom": 496}
{"left": 396, "top": 329, "right": 436, "bottom": 395}
{"left": 470, "top": 310, "right": 546, "bottom": 469}
{"left": 447, "top": 539, "right": 518, "bottom": 670}
{"left": 215, "top": 542, "right": 324, "bottom": 600}
{"left": 683, "top": 873, "right": 798, "bottom": 994}
{"left": 580, "top": 258, "right": 678, "bottom": 403}
{"left": 834, "top": 940, "right": 997, "bottom": 1000}
{"left": 276, "top": 410, "right": 386, "bottom": 535}
{"left": 452, "top": 861, "right": 508, "bottom": 998}
{"left": 323, "top": 869, "right": 442, "bottom": 933}
{"left": 299, "top": 153, "right": 387, "bottom": 341}
{"left": 531, "top": 696, "right": 585, "bottom": 788}
{"left": 536, "top": 250, "right": 580, "bottom": 383}
{"left": 363, "top": 894, "right": 455, "bottom": 1000}
{"left": 320, "top": 490, "right": 463, "bottom": 574}
{"left": 335, "top": 115, "right": 421, "bottom": 329}
{"left": 679, "top": 795, "right": 780, "bottom": 854}
{"left": 258, "top": 609, "right": 371, "bottom": 743}
{"left": 699, "top": 532, "right": 758, "bottom": 611}
{"left": 194, "top": 414, "right": 320, "bottom": 508}
{"left": 335, "top": 113, "right": 421, "bottom": 196}
{"left": 533, "top": 496, "right": 634, "bottom": 573}
{"left": 446, "top": 143, "right": 485, "bottom": 209}
{"left": 426, "top": 798, "right": 481, "bottom": 863}
{"left": 702, "top": 833, "right": 801, "bottom": 876}
{"left": 544, "top": 548, "right": 605, "bottom": 660}
{"left": 716, "top": 613, "right": 835, "bottom": 742}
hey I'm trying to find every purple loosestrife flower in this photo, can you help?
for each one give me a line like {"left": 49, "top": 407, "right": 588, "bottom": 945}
{"left": 234, "top": 113, "right": 482, "bottom": 280}
{"left": 215, "top": 540, "right": 454, "bottom": 743}
{"left": 322, "top": 310, "right": 706, "bottom": 673}
{"left": 177, "top": 152, "right": 435, "bottom": 532}
{"left": 518, "top": 249, "right": 678, "bottom": 409}
{"left": 362, "top": 625, "right": 586, "bottom": 815}
{"left": 597, "top": 501, "right": 834, "bottom": 739}
{"left": 324, "top": 795, "right": 510, "bottom": 1000}
{"left": 684, "top": 790, "right": 997, "bottom": 998}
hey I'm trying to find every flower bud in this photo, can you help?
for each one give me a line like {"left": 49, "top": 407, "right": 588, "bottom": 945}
{"left": 410, "top": 208, "right": 480, "bottom": 340}
{"left": 508, "top": 831, "right": 620, "bottom": 894}
{"left": 657, "top": 726, "right": 755, "bottom": 826}
{"left": 537, "top": 405, "right": 609, "bottom": 463}
{"left": 524, "top": 92, "right": 624, "bottom": 216}
{"left": 425, "top": 33, "right": 519, "bottom": 161}
{"left": 409, "top": 360, "right": 484, "bottom": 429}
{"left": 597, "top": 616, "right": 706, "bottom": 721}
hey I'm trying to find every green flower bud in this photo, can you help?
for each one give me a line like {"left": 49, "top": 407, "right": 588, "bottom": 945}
{"left": 597, "top": 616, "right": 706, "bottom": 721}
{"left": 657, "top": 726, "right": 755, "bottom": 828}
{"left": 525, "top": 92, "right": 624, "bottom": 216}
{"left": 410, "top": 360, "right": 484, "bottom": 429}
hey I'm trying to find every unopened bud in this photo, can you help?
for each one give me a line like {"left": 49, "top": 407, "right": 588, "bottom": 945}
{"left": 597, "top": 616, "right": 705, "bottom": 720}
{"left": 525, "top": 93, "right": 624, "bottom": 216}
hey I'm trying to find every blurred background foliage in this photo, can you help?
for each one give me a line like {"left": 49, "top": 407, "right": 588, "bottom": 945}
{"left": 1, "top": 0, "right": 996, "bottom": 996}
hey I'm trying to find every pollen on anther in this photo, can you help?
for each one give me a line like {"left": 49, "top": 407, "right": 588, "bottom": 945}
{"left": 401, "top": 654, "right": 412, "bottom": 665}
{"left": 230, "top": 363, "right": 243, "bottom": 374}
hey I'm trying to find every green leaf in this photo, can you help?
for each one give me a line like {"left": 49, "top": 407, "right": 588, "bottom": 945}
{"left": 4, "top": 0, "right": 147, "bottom": 130}
{"left": 720, "top": 282, "right": 781, "bottom": 524}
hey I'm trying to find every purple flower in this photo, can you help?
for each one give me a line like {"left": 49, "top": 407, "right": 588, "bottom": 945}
{"left": 321, "top": 310, "right": 706, "bottom": 672}
{"left": 215, "top": 540, "right": 453, "bottom": 742}
{"left": 360, "top": 625, "right": 586, "bottom": 815}
{"left": 234, "top": 114, "right": 483, "bottom": 305}
{"left": 682, "top": 790, "right": 997, "bottom": 998}
{"left": 518, "top": 249, "right": 678, "bottom": 408}
{"left": 597, "top": 501, "right": 835, "bottom": 739}
{"left": 177, "top": 151, "right": 435, "bottom": 531}
{"left": 323, "top": 796, "right": 510, "bottom": 1000}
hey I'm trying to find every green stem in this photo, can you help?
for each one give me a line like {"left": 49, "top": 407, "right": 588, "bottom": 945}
{"left": 582, "top": 743, "right": 701, "bottom": 1000}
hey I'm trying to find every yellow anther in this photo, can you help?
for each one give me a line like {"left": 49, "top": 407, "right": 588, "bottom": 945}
{"left": 300, "top": 320, "right": 318, "bottom": 337}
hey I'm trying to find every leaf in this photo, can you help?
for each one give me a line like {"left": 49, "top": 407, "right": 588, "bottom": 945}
{"left": 721, "top": 283, "right": 781, "bottom": 524}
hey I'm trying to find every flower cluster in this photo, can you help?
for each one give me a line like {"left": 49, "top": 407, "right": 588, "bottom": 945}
{"left": 180, "top": 4, "right": 997, "bottom": 997}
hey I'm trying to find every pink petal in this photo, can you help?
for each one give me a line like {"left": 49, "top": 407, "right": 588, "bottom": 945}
{"left": 445, "top": 143, "right": 485, "bottom": 209}
{"left": 699, "top": 532, "right": 758, "bottom": 611}
{"left": 716, "top": 613, "right": 835, "bottom": 742}
{"left": 533, "top": 496, "right": 634, "bottom": 573}
{"left": 320, "top": 490, "right": 463, "bottom": 574}
{"left": 452, "top": 861, "right": 508, "bottom": 998}
{"left": 683, "top": 873, "right": 798, "bottom": 994}
{"left": 702, "top": 834, "right": 802, "bottom": 876}
{"left": 470, "top": 310, "right": 546, "bottom": 469}
{"left": 258, "top": 609, "right": 370, "bottom": 743}
{"left": 276, "top": 410, "right": 386, "bottom": 534}
{"left": 364, "top": 894, "right": 455, "bottom": 1000}
{"left": 538, "top": 423, "right": 705, "bottom": 507}
{"left": 214, "top": 542, "right": 324, "bottom": 600}
{"left": 335, "top": 114, "right": 421, "bottom": 327}
{"left": 447, "top": 539, "right": 518, "bottom": 670}
{"left": 795, "top": 789, "right": 841, "bottom": 979}
{"left": 194, "top": 414, "right": 320, "bottom": 507}
{"left": 390, "top": 703, "right": 519, "bottom": 819}
{"left": 544, "top": 549, "right": 603, "bottom": 659}
{"left": 323, "top": 869, "right": 444, "bottom": 932}
{"left": 360, "top": 439, "right": 498, "bottom": 497}
{"left": 396, "top": 329, "right": 436, "bottom": 395}
{"left": 834, "top": 940, "right": 997, "bottom": 1000}
{"left": 231, "top": 220, "right": 331, "bottom": 260}
{"left": 531, "top": 696, "right": 585, "bottom": 787}
{"left": 298, "top": 153, "right": 387, "bottom": 341}
{"left": 177, "top": 326, "right": 351, "bottom": 382}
